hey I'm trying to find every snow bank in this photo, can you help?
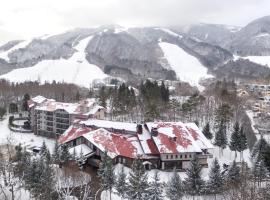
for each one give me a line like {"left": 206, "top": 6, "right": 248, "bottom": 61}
{"left": 0, "top": 36, "right": 108, "bottom": 88}
{"left": 159, "top": 42, "right": 212, "bottom": 90}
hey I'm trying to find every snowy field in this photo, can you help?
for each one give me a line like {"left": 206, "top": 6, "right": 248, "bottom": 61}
{"left": 0, "top": 36, "right": 108, "bottom": 88}
{"left": 159, "top": 42, "right": 212, "bottom": 91}
{"left": 0, "top": 116, "right": 55, "bottom": 152}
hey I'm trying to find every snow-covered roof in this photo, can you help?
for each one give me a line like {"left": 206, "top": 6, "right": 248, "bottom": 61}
{"left": 146, "top": 122, "right": 204, "bottom": 154}
{"left": 83, "top": 128, "right": 144, "bottom": 159}
{"left": 185, "top": 123, "right": 214, "bottom": 149}
{"left": 35, "top": 98, "right": 102, "bottom": 115}
{"left": 68, "top": 144, "right": 94, "bottom": 158}
{"left": 137, "top": 127, "right": 159, "bottom": 155}
{"left": 32, "top": 95, "right": 48, "bottom": 104}
{"left": 80, "top": 119, "right": 138, "bottom": 133}
{"left": 28, "top": 95, "right": 48, "bottom": 108}
{"left": 58, "top": 125, "right": 93, "bottom": 144}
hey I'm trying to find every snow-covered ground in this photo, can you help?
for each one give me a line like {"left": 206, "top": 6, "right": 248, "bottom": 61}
{"left": 159, "top": 42, "right": 212, "bottom": 91}
{"left": 101, "top": 143, "right": 251, "bottom": 200}
{"left": 0, "top": 116, "right": 55, "bottom": 152}
{"left": 243, "top": 56, "right": 270, "bottom": 67}
{"left": 0, "top": 36, "right": 108, "bottom": 88}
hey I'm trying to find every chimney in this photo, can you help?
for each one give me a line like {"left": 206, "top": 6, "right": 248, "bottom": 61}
{"left": 136, "top": 124, "right": 143, "bottom": 134}
{"left": 151, "top": 127, "right": 158, "bottom": 136}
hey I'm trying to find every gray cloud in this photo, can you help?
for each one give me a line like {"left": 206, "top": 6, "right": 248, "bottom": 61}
{"left": 0, "top": 0, "right": 269, "bottom": 42}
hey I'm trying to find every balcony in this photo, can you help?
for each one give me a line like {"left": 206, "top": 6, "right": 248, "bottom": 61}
{"left": 46, "top": 117, "right": 53, "bottom": 121}
{"left": 56, "top": 119, "right": 69, "bottom": 124}
{"left": 46, "top": 122, "right": 53, "bottom": 127}
{"left": 55, "top": 114, "right": 69, "bottom": 119}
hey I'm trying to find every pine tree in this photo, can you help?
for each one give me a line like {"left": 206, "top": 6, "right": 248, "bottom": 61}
{"left": 127, "top": 159, "right": 149, "bottom": 200}
{"left": 214, "top": 120, "right": 227, "bottom": 156}
{"left": 202, "top": 122, "right": 213, "bottom": 140}
{"left": 251, "top": 136, "right": 269, "bottom": 161}
{"left": 184, "top": 156, "right": 205, "bottom": 196}
{"left": 148, "top": 171, "right": 164, "bottom": 200}
{"left": 52, "top": 141, "right": 60, "bottom": 165}
{"left": 115, "top": 166, "right": 128, "bottom": 200}
{"left": 166, "top": 168, "right": 183, "bottom": 200}
{"left": 98, "top": 151, "right": 115, "bottom": 200}
{"left": 59, "top": 144, "right": 71, "bottom": 167}
{"left": 207, "top": 158, "right": 224, "bottom": 199}
{"left": 40, "top": 141, "right": 48, "bottom": 157}
{"left": 238, "top": 126, "right": 248, "bottom": 161}
{"left": 229, "top": 122, "right": 240, "bottom": 159}
{"left": 226, "top": 160, "right": 241, "bottom": 187}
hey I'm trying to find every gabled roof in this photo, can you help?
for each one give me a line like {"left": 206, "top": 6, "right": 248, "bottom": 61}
{"left": 146, "top": 122, "right": 203, "bottom": 154}
{"left": 185, "top": 123, "right": 214, "bottom": 149}
{"left": 83, "top": 128, "right": 144, "bottom": 159}
{"left": 58, "top": 125, "right": 93, "bottom": 144}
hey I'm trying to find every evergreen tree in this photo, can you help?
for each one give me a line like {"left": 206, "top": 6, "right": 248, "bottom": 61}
{"left": 40, "top": 141, "right": 48, "bottom": 157}
{"left": 52, "top": 141, "right": 60, "bottom": 165}
{"left": 238, "top": 126, "right": 248, "bottom": 161}
{"left": 207, "top": 158, "right": 224, "bottom": 198}
{"left": 184, "top": 156, "right": 205, "bottom": 196}
{"left": 226, "top": 160, "right": 241, "bottom": 187}
{"left": 251, "top": 136, "right": 269, "bottom": 161}
{"left": 148, "top": 171, "right": 164, "bottom": 200}
{"left": 22, "top": 93, "right": 30, "bottom": 111}
{"left": 202, "top": 122, "right": 213, "bottom": 140}
{"left": 115, "top": 166, "right": 128, "bottom": 200}
{"left": 127, "top": 159, "right": 149, "bottom": 200}
{"left": 98, "top": 151, "right": 115, "bottom": 200}
{"left": 214, "top": 120, "right": 227, "bottom": 156}
{"left": 166, "top": 168, "right": 183, "bottom": 200}
{"left": 59, "top": 144, "right": 71, "bottom": 167}
{"left": 229, "top": 122, "right": 240, "bottom": 159}
{"left": 214, "top": 103, "right": 232, "bottom": 155}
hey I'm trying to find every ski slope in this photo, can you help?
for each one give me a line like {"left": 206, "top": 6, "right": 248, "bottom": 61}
{"left": 0, "top": 36, "right": 107, "bottom": 87}
{"left": 159, "top": 42, "right": 212, "bottom": 90}
{"left": 243, "top": 56, "right": 270, "bottom": 67}
{"left": 0, "top": 40, "right": 31, "bottom": 61}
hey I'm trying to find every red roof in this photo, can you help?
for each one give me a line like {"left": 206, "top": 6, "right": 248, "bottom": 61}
{"left": 58, "top": 126, "right": 93, "bottom": 144}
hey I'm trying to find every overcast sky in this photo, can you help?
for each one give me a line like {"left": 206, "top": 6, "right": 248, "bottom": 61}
{"left": 0, "top": 0, "right": 269, "bottom": 43}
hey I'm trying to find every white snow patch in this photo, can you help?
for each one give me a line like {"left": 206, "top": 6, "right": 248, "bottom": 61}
{"left": 155, "top": 28, "right": 183, "bottom": 38}
{"left": 0, "top": 36, "right": 108, "bottom": 87}
{"left": 159, "top": 42, "right": 212, "bottom": 90}
{"left": 0, "top": 40, "right": 31, "bottom": 62}
{"left": 242, "top": 56, "right": 270, "bottom": 67}
{"left": 255, "top": 33, "right": 270, "bottom": 38}
{"left": 0, "top": 116, "right": 55, "bottom": 152}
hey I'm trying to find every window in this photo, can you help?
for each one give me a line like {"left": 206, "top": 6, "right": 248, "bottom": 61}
{"left": 166, "top": 155, "right": 169, "bottom": 159}
{"left": 171, "top": 155, "right": 173, "bottom": 159}
{"left": 189, "top": 154, "right": 192, "bottom": 158}
{"left": 185, "top": 155, "right": 187, "bottom": 159}
{"left": 180, "top": 155, "right": 182, "bottom": 158}
{"left": 175, "top": 155, "right": 178, "bottom": 159}
{"left": 123, "top": 158, "right": 126, "bottom": 164}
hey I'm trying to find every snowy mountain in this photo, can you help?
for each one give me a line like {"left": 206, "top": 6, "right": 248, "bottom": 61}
{"left": 1, "top": 16, "right": 270, "bottom": 88}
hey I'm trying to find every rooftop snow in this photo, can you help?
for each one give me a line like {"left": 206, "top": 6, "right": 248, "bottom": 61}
{"left": 185, "top": 123, "right": 214, "bottom": 149}
{"left": 58, "top": 125, "right": 93, "bottom": 144}
{"left": 83, "top": 128, "right": 144, "bottom": 159}
{"left": 146, "top": 122, "right": 203, "bottom": 154}
{"left": 80, "top": 119, "right": 138, "bottom": 133}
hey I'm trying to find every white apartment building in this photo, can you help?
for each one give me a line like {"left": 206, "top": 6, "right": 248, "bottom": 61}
{"left": 28, "top": 96, "right": 105, "bottom": 137}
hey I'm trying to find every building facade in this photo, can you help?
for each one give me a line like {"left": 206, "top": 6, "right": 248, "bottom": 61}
{"left": 28, "top": 96, "right": 105, "bottom": 137}
{"left": 59, "top": 120, "right": 213, "bottom": 170}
